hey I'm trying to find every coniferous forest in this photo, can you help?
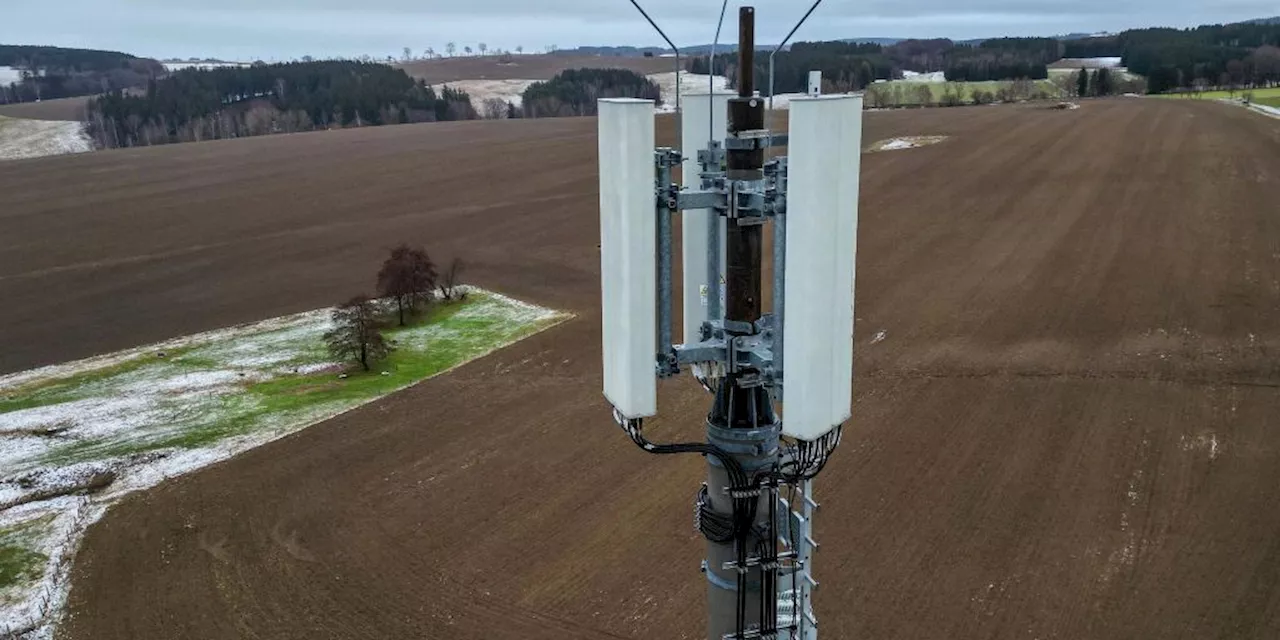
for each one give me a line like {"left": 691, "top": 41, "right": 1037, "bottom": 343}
{"left": 87, "top": 61, "right": 477, "bottom": 148}
{"left": 520, "top": 68, "right": 661, "bottom": 117}
{"left": 0, "top": 45, "right": 163, "bottom": 104}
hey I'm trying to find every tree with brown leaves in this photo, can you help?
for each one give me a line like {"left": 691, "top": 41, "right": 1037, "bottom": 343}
{"left": 324, "top": 295, "right": 391, "bottom": 372}
{"left": 376, "top": 244, "right": 437, "bottom": 326}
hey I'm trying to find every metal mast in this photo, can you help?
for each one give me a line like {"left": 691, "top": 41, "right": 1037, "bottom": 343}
{"left": 599, "top": 3, "right": 862, "bottom": 639}
{"left": 703, "top": 7, "right": 779, "bottom": 639}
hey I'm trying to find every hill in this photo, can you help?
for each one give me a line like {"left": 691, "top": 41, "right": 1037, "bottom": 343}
{"left": 88, "top": 61, "right": 476, "bottom": 148}
{"left": 1, "top": 99, "right": 1278, "bottom": 640}
{"left": 0, "top": 45, "right": 162, "bottom": 103}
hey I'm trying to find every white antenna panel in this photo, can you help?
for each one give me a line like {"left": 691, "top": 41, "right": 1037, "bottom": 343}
{"left": 598, "top": 98, "right": 658, "bottom": 419}
{"left": 680, "top": 92, "right": 731, "bottom": 345}
{"left": 781, "top": 94, "right": 863, "bottom": 440}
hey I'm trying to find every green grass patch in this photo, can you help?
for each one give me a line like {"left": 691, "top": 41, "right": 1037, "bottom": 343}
{"left": 0, "top": 354, "right": 161, "bottom": 415}
{"left": 5, "top": 291, "right": 568, "bottom": 468}
{"left": 1152, "top": 87, "right": 1280, "bottom": 101}
{"left": 0, "top": 517, "right": 52, "bottom": 594}
{"left": 869, "top": 79, "right": 1060, "bottom": 106}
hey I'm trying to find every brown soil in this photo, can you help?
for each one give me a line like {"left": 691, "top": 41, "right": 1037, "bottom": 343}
{"left": 1, "top": 99, "right": 1278, "bottom": 639}
{"left": 397, "top": 54, "right": 679, "bottom": 84}
{"left": 0, "top": 96, "right": 92, "bottom": 121}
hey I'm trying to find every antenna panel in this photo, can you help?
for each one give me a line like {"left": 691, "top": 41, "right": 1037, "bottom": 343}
{"left": 781, "top": 94, "right": 863, "bottom": 440}
{"left": 599, "top": 98, "right": 658, "bottom": 419}
{"left": 680, "top": 92, "right": 731, "bottom": 345}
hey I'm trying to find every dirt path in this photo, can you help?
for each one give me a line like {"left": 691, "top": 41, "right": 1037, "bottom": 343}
{"left": 1, "top": 99, "right": 1278, "bottom": 638}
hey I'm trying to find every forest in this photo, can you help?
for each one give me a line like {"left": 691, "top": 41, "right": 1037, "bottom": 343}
{"left": 0, "top": 45, "right": 162, "bottom": 104}
{"left": 86, "top": 61, "right": 477, "bottom": 148}
{"left": 687, "top": 38, "right": 1050, "bottom": 94}
{"left": 1063, "top": 22, "right": 1280, "bottom": 93}
{"left": 520, "top": 68, "right": 661, "bottom": 117}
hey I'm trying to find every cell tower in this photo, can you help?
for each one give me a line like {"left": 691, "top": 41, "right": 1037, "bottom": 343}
{"left": 598, "top": 4, "right": 861, "bottom": 640}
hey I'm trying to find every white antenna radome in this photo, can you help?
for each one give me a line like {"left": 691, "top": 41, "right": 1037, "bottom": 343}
{"left": 680, "top": 92, "right": 731, "bottom": 348}
{"left": 782, "top": 94, "right": 863, "bottom": 440}
{"left": 598, "top": 98, "right": 658, "bottom": 419}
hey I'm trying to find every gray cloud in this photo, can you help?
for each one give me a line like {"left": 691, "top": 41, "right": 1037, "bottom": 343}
{"left": 2, "top": 1, "right": 1275, "bottom": 61}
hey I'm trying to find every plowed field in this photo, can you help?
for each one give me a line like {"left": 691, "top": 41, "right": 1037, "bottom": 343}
{"left": 1, "top": 98, "right": 1279, "bottom": 639}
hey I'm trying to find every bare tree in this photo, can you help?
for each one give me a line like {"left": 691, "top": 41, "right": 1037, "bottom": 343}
{"left": 425, "top": 47, "right": 435, "bottom": 59}
{"left": 1248, "top": 45, "right": 1280, "bottom": 87}
{"left": 516, "top": 45, "right": 524, "bottom": 55}
{"left": 377, "top": 244, "right": 438, "bottom": 326}
{"left": 446, "top": 42, "right": 456, "bottom": 57}
{"left": 912, "top": 84, "right": 933, "bottom": 106}
{"left": 325, "top": 295, "right": 392, "bottom": 372}
{"left": 439, "top": 258, "right": 467, "bottom": 301}
{"left": 1192, "top": 77, "right": 1209, "bottom": 98}
{"left": 482, "top": 98, "right": 509, "bottom": 119}
{"left": 464, "top": 45, "right": 473, "bottom": 56}
{"left": 402, "top": 47, "right": 412, "bottom": 62}
{"left": 478, "top": 43, "right": 488, "bottom": 56}
{"left": 1010, "top": 78, "right": 1035, "bottom": 101}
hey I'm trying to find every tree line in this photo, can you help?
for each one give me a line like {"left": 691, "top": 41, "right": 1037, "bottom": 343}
{"left": 686, "top": 38, "right": 1052, "bottom": 94}
{"left": 520, "top": 68, "right": 661, "bottom": 118}
{"left": 0, "top": 44, "right": 162, "bottom": 104}
{"left": 1062, "top": 22, "right": 1280, "bottom": 93}
{"left": 86, "top": 61, "right": 477, "bottom": 148}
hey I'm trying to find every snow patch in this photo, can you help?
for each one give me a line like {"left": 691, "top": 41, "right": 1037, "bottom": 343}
{"left": 429, "top": 78, "right": 538, "bottom": 109}
{"left": 162, "top": 62, "right": 250, "bottom": 72}
{"left": 900, "top": 70, "right": 947, "bottom": 83}
{"left": 0, "top": 116, "right": 93, "bottom": 161}
{"left": 867, "top": 136, "right": 949, "bottom": 153}
{"left": 1246, "top": 102, "right": 1280, "bottom": 119}
{"left": 0, "top": 287, "right": 567, "bottom": 636}
{"left": 0, "top": 67, "right": 25, "bottom": 85}
{"left": 647, "top": 72, "right": 730, "bottom": 112}
{"left": 1180, "top": 433, "right": 1221, "bottom": 461}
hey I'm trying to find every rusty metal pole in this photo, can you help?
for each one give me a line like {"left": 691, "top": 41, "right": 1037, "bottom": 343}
{"left": 704, "top": 6, "right": 780, "bottom": 640}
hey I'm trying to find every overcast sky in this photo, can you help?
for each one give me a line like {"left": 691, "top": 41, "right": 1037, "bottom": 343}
{"left": 3, "top": 0, "right": 1276, "bottom": 61}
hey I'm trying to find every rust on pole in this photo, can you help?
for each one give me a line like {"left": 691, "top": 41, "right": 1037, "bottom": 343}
{"left": 737, "top": 6, "right": 755, "bottom": 97}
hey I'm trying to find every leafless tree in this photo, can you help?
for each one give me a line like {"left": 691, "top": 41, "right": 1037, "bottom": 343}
{"left": 425, "top": 47, "right": 435, "bottom": 59}
{"left": 377, "top": 244, "right": 437, "bottom": 326}
{"left": 478, "top": 43, "right": 488, "bottom": 56}
{"left": 324, "top": 295, "right": 392, "bottom": 372}
{"left": 1010, "top": 78, "right": 1035, "bottom": 101}
{"left": 912, "top": 84, "right": 933, "bottom": 106}
{"left": 464, "top": 45, "right": 473, "bottom": 56}
{"left": 1049, "top": 72, "right": 1076, "bottom": 98}
{"left": 864, "top": 84, "right": 891, "bottom": 109}
{"left": 516, "top": 45, "right": 524, "bottom": 55}
{"left": 402, "top": 47, "right": 412, "bottom": 62}
{"left": 1192, "top": 77, "right": 1209, "bottom": 98}
{"left": 1248, "top": 45, "right": 1280, "bottom": 87}
{"left": 482, "top": 97, "right": 509, "bottom": 119}
{"left": 439, "top": 258, "right": 467, "bottom": 301}
{"left": 446, "top": 42, "right": 456, "bottom": 57}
